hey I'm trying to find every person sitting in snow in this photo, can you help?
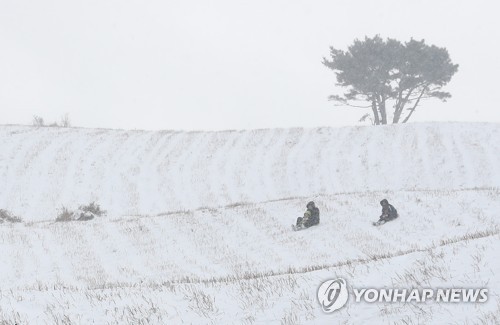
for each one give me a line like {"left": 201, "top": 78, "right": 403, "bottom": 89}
{"left": 375, "top": 199, "right": 398, "bottom": 225}
{"left": 296, "top": 201, "right": 320, "bottom": 229}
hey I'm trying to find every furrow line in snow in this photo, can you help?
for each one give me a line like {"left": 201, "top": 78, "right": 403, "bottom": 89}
{"left": 5, "top": 227, "right": 498, "bottom": 292}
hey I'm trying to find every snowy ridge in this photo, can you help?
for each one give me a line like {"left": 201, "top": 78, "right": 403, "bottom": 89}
{"left": 0, "top": 122, "right": 499, "bottom": 221}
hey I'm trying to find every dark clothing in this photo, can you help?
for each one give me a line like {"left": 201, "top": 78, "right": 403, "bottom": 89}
{"left": 308, "top": 207, "right": 320, "bottom": 226}
{"left": 380, "top": 204, "right": 398, "bottom": 221}
{"left": 297, "top": 207, "right": 320, "bottom": 228}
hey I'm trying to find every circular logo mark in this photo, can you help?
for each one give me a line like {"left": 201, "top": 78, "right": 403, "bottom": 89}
{"left": 317, "top": 278, "right": 349, "bottom": 313}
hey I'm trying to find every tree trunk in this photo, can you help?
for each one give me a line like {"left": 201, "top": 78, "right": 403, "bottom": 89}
{"left": 393, "top": 97, "right": 402, "bottom": 123}
{"left": 393, "top": 90, "right": 403, "bottom": 123}
{"left": 371, "top": 98, "right": 380, "bottom": 125}
{"left": 378, "top": 94, "right": 387, "bottom": 125}
{"left": 393, "top": 101, "right": 404, "bottom": 123}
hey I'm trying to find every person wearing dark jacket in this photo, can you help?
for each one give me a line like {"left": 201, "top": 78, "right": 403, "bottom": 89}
{"left": 296, "top": 201, "right": 320, "bottom": 229}
{"left": 375, "top": 199, "right": 398, "bottom": 225}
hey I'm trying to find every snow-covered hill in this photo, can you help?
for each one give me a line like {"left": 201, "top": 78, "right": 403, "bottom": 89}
{"left": 1, "top": 122, "right": 499, "bottom": 221}
{"left": 0, "top": 122, "right": 499, "bottom": 323}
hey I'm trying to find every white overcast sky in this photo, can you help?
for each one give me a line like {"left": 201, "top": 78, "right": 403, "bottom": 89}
{"left": 1, "top": 0, "right": 499, "bottom": 130}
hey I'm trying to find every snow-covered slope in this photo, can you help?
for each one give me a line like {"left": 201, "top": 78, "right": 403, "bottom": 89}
{"left": 0, "top": 189, "right": 499, "bottom": 323}
{"left": 0, "top": 122, "right": 499, "bottom": 323}
{"left": 1, "top": 122, "right": 499, "bottom": 221}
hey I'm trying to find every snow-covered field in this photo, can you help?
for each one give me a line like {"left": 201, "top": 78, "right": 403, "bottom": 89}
{"left": 1, "top": 122, "right": 499, "bottom": 221}
{"left": 0, "top": 122, "right": 499, "bottom": 324}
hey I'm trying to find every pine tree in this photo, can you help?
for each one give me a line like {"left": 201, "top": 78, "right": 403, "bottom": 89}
{"left": 323, "top": 36, "right": 458, "bottom": 124}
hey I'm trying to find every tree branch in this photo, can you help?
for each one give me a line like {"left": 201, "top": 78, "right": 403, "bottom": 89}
{"left": 402, "top": 86, "right": 428, "bottom": 123}
{"left": 328, "top": 95, "right": 372, "bottom": 108}
{"left": 335, "top": 103, "right": 372, "bottom": 108}
{"left": 393, "top": 85, "right": 418, "bottom": 123}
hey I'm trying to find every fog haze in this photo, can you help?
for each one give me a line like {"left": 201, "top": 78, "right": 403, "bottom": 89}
{"left": 1, "top": 0, "right": 498, "bottom": 130}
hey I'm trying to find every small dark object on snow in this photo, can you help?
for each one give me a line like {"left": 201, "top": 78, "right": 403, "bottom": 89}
{"left": 373, "top": 199, "right": 398, "bottom": 226}
{"left": 294, "top": 201, "right": 320, "bottom": 231}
